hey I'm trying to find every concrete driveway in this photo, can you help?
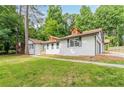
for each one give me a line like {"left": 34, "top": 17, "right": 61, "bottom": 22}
{"left": 104, "top": 51, "right": 124, "bottom": 58}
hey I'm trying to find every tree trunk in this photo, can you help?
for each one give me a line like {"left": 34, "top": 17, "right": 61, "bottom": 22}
{"left": 16, "top": 6, "right": 22, "bottom": 54}
{"left": 16, "top": 27, "right": 18, "bottom": 54}
{"left": 24, "top": 5, "right": 29, "bottom": 54}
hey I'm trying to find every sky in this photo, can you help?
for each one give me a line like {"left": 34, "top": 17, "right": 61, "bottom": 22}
{"left": 42, "top": 5, "right": 100, "bottom": 15}
{"left": 35, "top": 5, "right": 100, "bottom": 28}
{"left": 61, "top": 5, "right": 99, "bottom": 14}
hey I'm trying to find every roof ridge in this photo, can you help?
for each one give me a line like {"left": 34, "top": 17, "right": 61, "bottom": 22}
{"left": 29, "top": 28, "right": 102, "bottom": 44}
{"left": 29, "top": 38, "right": 44, "bottom": 44}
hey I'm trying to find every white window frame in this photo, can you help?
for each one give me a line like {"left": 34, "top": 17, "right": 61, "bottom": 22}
{"left": 68, "top": 37, "right": 82, "bottom": 47}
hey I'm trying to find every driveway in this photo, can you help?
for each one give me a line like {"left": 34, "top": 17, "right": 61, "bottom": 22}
{"left": 104, "top": 51, "right": 124, "bottom": 58}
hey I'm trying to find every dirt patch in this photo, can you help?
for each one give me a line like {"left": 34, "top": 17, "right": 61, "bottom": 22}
{"left": 93, "top": 55, "right": 124, "bottom": 62}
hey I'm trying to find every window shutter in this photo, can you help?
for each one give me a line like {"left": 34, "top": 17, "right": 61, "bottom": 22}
{"left": 67, "top": 39, "right": 69, "bottom": 48}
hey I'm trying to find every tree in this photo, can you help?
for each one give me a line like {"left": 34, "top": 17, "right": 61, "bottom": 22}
{"left": 0, "top": 6, "right": 21, "bottom": 54}
{"left": 24, "top": 5, "right": 29, "bottom": 54}
{"left": 45, "top": 19, "right": 58, "bottom": 36}
{"left": 0, "top": 28, "right": 11, "bottom": 53}
{"left": 62, "top": 13, "right": 77, "bottom": 35}
{"left": 16, "top": 5, "right": 22, "bottom": 54}
{"left": 95, "top": 5, "right": 124, "bottom": 46}
{"left": 18, "top": 5, "right": 45, "bottom": 54}
{"left": 46, "top": 5, "right": 63, "bottom": 23}
{"left": 44, "top": 5, "right": 66, "bottom": 38}
{"left": 75, "top": 6, "right": 95, "bottom": 31}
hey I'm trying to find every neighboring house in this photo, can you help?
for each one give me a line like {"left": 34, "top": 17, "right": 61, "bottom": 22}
{"left": 28, "top": 28, "right": 104, "bottom": 56}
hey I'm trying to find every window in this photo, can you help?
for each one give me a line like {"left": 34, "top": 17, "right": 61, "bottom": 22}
{"left": 67, "top": 39, "right": 69, "bottom": 48}
{"left": 75, "top": 37, "right": 81, "bottom": 47}
{"left": 70, "top": 39, "right": 74, "bottom": 47}
{"left": 68, "top": 37, "right": 81, "bottom": 47}
{"left": 51, "top": 43, "right": 54, "bottom": 49}
{"left": 32, "top": 44, "right": 34, "bottom": 49}
{"left": 29, "top": 44, "right": 34, "bottom": 49}
{"left": 47, "top": 44, "right": 49, "bottom": 49}
{"left": 56, "top": 42, "right": 59, "bottom": 49}
{"left": 75, "top": 40, "right": 80, "bottom": 46}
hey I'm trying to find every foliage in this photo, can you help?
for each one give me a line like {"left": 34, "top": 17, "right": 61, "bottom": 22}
{"left": 44, "top": 6, "right": 66, "bottom": 38}
{"left": 45, "top": 19, "right": 58, "bottom": 36}
{"left": 62, "top": 13, "right": 77, "bottom": 35}
{"left": 1, "top": 5, "right": 124, "bottom": 54}
{"left": 95, "top": 5, "right": 124, "bottom": 46}
{"left": 0, "top": 6, "right": 23, "bottom": 53}
{"left": 46, "top": 5, "right": 63, "bottom": 23}
{"left": 29, "top": 26, "right": 48, "bottom": 40}
{"left": 75, "top": 6, "right": 95, "bottom": 31}
{"left": 0, "top": 28, "right": 11, "bottom": 40}
{"left": 19, "top": 5, "right": 45, "bottom": 28}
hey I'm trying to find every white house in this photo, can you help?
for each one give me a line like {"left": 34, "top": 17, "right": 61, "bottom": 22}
{"left": 28, "top": 28, "right": 104, "bottom": 56}
{"left": 28, "top": 39, "right": 44, "bottom": 55}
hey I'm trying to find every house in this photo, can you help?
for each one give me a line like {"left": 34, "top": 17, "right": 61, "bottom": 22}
{"left": 28, "top": 39, "right": 44, "bottom": 55}
{"left": 28, "top": 28, "right": 104, "bottom": 56}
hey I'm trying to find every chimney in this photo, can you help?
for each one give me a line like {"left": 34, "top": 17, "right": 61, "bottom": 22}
{"left": 71, "top": 28, "right": 81, "bottom": 35}
{"left": 49, "top": 36, "right": 59, "bottom": 41}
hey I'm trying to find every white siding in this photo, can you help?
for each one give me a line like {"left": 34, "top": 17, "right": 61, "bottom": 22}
{"left": 28, "top": 40, "right": 33, "bottom": 44}
{"left": 28, "top": 40, "right": 35, "bottom": 55}
{"left": 34, "top": 44, "right": 42, "bottom": 55}
{"left": 28, "top": 32, "right": 104, "bottom": 56}
{"left": 28, "top": 40, "right": 43, "bottom": 55}
{"left": 59, "top": 36, "right": 96, "bottom": 56}
{"left": 45, "top": 43, "right": 60, "bottom": 55}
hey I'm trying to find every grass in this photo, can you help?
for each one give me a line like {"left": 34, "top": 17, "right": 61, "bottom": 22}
{"left": 0, "top": 55, "right": 36, "bottom": 66}
{"left": 0, "top": 55, "right": 124, "bottom": 86}
{"left": 43, "top": 55, "right": 124, "bottom": 64}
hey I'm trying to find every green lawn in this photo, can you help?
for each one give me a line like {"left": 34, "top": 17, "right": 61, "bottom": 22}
{"left": 0, "top": 55, "right": 124, "bottom": 86}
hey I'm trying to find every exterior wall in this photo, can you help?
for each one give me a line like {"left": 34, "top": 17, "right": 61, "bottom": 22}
{"left": 28, "top": 32, "right": 104, "bottom": 56}
{"left": 59, "top": 35, "right": 96, "bottom": 56}
{"left": 34, "top": 44, "right": 42, "bottom": 55}
{"left": 28, "top": 40, "right": 43, "bottom": 55}
{"left": 45, "top": 43, "right": 60, "bottom": 55}
{"left": 28, "top": 40, "right": 35, "bottom": 55}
